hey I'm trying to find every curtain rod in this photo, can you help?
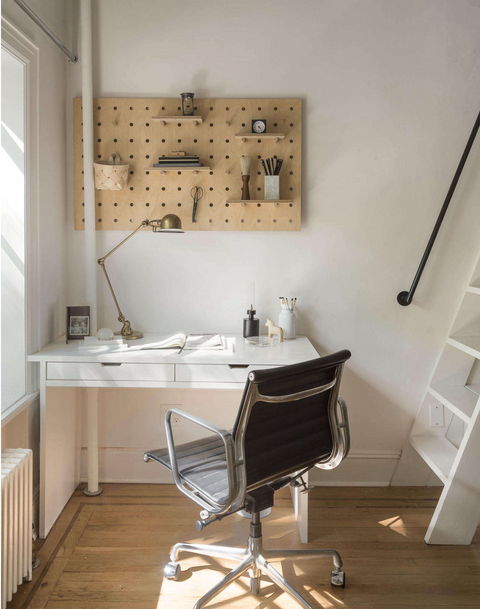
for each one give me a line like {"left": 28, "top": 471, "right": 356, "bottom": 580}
{"left": 13, "top": 0, "right": 77, "bottom": 63}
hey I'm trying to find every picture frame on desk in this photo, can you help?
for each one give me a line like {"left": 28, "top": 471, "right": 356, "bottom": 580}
{"left": 66, "top": 306, "right": 90, "bottom": 343}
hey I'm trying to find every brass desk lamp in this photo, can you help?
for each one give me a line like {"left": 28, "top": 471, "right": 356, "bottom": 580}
{"left": 97, "top": 215, "right": 183, "bottom": 340}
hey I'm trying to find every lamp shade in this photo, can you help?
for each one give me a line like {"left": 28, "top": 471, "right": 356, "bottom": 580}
{"left": 160, "top": 214, "right": 183, "bottom": 233}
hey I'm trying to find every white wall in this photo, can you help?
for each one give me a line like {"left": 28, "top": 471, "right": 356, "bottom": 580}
{"left": 2, "top": 0, "right": 69, "bottom": 513}
{"left": 66, "top": 0, "right": 480, "bottom": 485}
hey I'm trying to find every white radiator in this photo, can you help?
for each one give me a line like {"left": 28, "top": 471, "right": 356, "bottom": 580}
{"left": 1, "top": 449, "right": 33, "bottom": 609}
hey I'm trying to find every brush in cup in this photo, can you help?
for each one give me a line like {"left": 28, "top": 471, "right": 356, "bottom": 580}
{"left": 240, "top": 155, "right": 252, "bottom": 201}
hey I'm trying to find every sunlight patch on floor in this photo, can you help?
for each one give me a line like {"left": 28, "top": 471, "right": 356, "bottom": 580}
{"left": 307, "top": 586, "right": 339, "bottom": 607}
{"left": 378, "top": 515, "right": 409, "bottom": 537}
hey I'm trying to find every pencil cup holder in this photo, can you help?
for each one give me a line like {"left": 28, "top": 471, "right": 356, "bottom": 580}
{"left": 279, "top": 309, "right": 296, "bottom": 340}
{"left": 265, "top": 176, "right": 280, "bottom": 200}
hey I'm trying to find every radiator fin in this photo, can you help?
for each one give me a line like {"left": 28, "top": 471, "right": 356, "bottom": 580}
{"left": 1, "top": 449, "right": 33, "bottom": 608}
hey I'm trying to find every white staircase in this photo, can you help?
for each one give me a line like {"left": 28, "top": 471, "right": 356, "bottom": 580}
{"left": 393, "top": 254, "right": 480, "bottom": 545}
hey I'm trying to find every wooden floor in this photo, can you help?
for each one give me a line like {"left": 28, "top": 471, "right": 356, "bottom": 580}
{"left": 9, "top": 484, "right": 480, "bottom": 608}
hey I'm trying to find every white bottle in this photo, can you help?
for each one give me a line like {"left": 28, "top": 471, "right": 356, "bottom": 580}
{"left": 279, "top": 309, "right": 296, "bottom": 340}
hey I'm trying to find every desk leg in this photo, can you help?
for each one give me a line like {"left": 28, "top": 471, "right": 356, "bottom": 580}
{"left": 290, "top": 471, "right": 309, "bottom": 543}
{"left": 39, "top": 368, "right": 81, "bottom": 538}
{"left": 39, "top": 362, "right": 47, "bottom": 538}
{"left": 83, "top": 388, "right": 103, "bottom": 497}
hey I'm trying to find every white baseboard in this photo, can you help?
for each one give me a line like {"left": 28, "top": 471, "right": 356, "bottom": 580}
{"left": 81, "top": 447, "right": 402, "bottom": 487}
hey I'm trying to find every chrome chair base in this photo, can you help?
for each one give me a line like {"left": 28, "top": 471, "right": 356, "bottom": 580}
{"left": 164, "top": 514, "right": 345, "bottom": 609}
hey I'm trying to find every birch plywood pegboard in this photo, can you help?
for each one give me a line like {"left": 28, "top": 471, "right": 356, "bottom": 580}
{"left": 73, "top": 98, "right": 302, "bottom": 231}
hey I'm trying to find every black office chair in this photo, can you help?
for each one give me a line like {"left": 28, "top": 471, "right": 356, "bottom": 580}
{"left": 144, "top": 350, "right": 351, "bottom": 609}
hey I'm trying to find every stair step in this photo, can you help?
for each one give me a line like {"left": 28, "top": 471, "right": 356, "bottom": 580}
{"left": 428, "top": 382, "right": 479, "bottom": 422}
{"left": 409, "top": 435, "right": 457, "bottom": 484}
{"left": 466, "top": 285, "right": 480, "bottom": 295}
{"left": 446, "top": 335, "right": 480, "bottom": 359}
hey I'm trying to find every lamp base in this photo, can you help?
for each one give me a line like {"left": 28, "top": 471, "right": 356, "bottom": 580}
{"left": 114, "top": 330, "right": 144, "bottom": 340}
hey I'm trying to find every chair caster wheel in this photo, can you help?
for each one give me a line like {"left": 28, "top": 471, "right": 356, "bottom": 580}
{"left": 164, "top": 562, "right": 180, "bottom": 581}
{"left": 331, "top": 569, "right": 345, "bottom": 588}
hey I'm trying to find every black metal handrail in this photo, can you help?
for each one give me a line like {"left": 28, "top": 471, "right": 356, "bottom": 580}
{"left": 397, "top": 109, "right": 480, "bottom": 306}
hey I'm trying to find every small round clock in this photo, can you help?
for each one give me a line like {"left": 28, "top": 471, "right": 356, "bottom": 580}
{"left": 252, "top": 119, "right": 267, "bottom": 134}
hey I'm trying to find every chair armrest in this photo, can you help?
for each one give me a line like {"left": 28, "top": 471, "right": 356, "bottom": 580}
{"left": 337, "top": 397, "right": 350, "bottom": 458}
{"left": 164, "top": 408, "right": 240, "bottom": 515}
{"left": 315, "top": 397, "right": 351, "bottom": 470}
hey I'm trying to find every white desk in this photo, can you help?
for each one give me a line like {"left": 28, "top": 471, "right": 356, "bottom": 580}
{"left": 29, "top": 334, "right": 318, "bottom": 539}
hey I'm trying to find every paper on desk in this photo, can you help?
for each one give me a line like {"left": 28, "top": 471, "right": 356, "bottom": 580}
{"left": 183, "top": 334, "right": 225, "bottom": 350}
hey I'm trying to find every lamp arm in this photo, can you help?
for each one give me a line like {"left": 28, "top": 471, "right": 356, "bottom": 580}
{"left": 97, "top": 220, "right": 149, "bottom": 264}
{"left": 97, "top": 219, "right": 151, "bottom": 337}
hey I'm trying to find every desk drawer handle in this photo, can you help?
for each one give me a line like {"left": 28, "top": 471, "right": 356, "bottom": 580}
{"left": 228, "top": 365, "right": 249, "bottom": 369}
{"left": 100, "top": 362, "right": 123, "bottom": 367}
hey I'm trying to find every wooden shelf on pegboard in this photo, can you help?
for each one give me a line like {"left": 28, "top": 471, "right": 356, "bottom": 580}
{"left": 235, "top": 133, "right": 285, "bottom": 142}
{"left": 144, "top": 166, "right": 211, "bottom": 174}
{"left": 152, "top": 116, "right": 203, "bottom": 125}
{"left": 227, "top": 200, "right": 293, "bottom": 207}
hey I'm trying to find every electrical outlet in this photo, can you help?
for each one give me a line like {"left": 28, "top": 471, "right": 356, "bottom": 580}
{"left": 429, "top": 403, "right": 444, "bottom": 427}
{"left": 161, "top": 405, "right": 183, "bottom": 427}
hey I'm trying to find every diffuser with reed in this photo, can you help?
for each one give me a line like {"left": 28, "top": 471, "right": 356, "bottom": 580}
{"left": 239, "top": 155, "right": 252, "bottom": 201}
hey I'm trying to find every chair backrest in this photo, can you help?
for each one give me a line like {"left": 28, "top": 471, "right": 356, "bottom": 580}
{"left": 232, "top": 350, "right": 351, "bottom": 491}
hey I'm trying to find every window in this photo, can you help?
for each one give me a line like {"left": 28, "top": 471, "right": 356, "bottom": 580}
{"left": 1, "top": 19, "right": 39, "bottom": 420}
{"left": 1, "top": 47, "right": 26, "bottom": 412}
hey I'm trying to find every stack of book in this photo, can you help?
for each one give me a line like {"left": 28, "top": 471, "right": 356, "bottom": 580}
{"left": 154, "top": 155, "right": 202, "bottom": 168}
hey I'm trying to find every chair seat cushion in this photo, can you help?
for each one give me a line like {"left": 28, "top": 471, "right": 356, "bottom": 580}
{"left": 145, "top": 436, "right": 229, "bottom": 504}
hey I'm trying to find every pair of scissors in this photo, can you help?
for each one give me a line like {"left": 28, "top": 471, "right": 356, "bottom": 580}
{"left": 190, "top": 186, "right": 203, "bottom": 223}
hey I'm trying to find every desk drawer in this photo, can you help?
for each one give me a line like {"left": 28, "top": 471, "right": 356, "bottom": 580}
{"left": 47, "top": 362, "right": 174, "bottom": 382}
{"left": 175, "top": 364, "right": 279, "bottom": 384}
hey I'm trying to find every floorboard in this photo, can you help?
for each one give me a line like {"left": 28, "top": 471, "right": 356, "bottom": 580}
{"left": 9, "top": 484, "right": 480, "bottom": 608}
